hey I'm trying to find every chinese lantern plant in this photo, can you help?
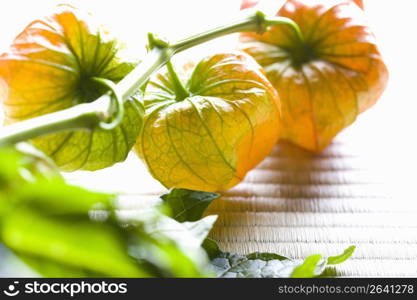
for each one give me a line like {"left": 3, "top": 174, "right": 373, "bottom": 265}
{"left": 0, "top": 4, "right": 359, "bottom": 278}
{"left": 0, "top": 5, "right": 302, "bottom": 178}
{"left": 136, "top": 51, "right": 281, "bottom": 192}
{"left": 0, "top": 6, "right": 145, "bottom": 171}
{"left": 0, "top": 5, "right": 144, "bottom": 171}
{"left": 239, "top": 0, "right": 388, "bottom": 151}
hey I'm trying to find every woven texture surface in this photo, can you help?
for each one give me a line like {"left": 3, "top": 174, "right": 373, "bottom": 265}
{"left": 77, "top": 109, "right": 416, "bottom": 277}
{"left": 103, "top": 127, "right": 417, "bottom": 277}
{"left": 205, "top": 139, "right": 417, "bottom": 277}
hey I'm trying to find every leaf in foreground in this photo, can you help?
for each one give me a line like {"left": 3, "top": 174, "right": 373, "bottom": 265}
{"left": 0, "top": 147, "right": 213, "bottom": 277}
{"left": 127, "top": 214, "right": 217, "bottom": 277}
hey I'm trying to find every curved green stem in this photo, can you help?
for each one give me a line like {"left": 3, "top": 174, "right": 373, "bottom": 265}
{"left": 0, "top": 10, "right": 303, "bottom": 146}
{"left": 263, "top": 16, "right": 304, "bottom": 43}
{"left": 171, "top": 11, "right": 303, "bottom": 53}
{"left": 166, "top": 61, "right": 189, "bottom": 101}
{"left": 91, "top": 77, "right": 124, "bottom": 130}
{"left": 0, "top": 100, "right": 108, "bottom": 146}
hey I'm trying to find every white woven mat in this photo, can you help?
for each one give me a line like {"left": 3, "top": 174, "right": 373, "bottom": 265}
{"left": 206, "top": 139, "right": 417, "bottom": 277}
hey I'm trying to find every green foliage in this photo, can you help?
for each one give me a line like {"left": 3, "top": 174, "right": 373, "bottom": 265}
{"left": 0, "top": 146, "right": 354, "bottom": 278}
{"left": 161, "top": 188, "right": 219, "bottom": 222}
{"left": 327, "top": 245, "right": 356, "bottom": 265}
{"left": 290, "top": 255, "right": 324, "bottom": 278}
{"left": 204, "top": 239, "right": 355, "bottom": 278}
{"left": 0, "top": 146, "right": 213, "bottom": 277}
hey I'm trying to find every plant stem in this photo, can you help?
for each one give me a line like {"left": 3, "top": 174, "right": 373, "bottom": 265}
{"left": 263, "top": 16, "right": 304, "bottom": 43}
{"left": 0, "top": 10, "right": 303, "bottom": 146}
{"left": 166, "top": 61, "right": 189, "bottom": 101}
{"left": 171, "top": 12, "right": 304, "bottom": 53}
{"left": 0, "top": 100, "right": 109, "bottom": 146}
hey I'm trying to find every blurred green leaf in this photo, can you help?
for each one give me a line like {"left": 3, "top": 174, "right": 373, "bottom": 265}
{"left": 13, "top": 179, "right": 114, "bottom": 216}
{"left": 291, "top": 246, "right": 356, "bottom": 278}
{"left": 2, "top": 209, "right": 145, "bottom": 277}
{"left": 290, "top": 254, "right": 325, "bottom": 278}
{"left": 1, "top": 146, "right": 353, "bottom": 278}
{"left": 327, "top": 245, "right": 356, "bottom": 265}
{"left": 121, "top": 208, "right": 216, "bottom": 277}
{"left": 0, "top": 146, "right": 213, "bottom": 278}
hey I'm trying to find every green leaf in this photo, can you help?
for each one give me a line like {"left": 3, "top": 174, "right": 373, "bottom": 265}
{"left": 131, "top": 212, "right": 216, "bottom": 270}
{"left": 128, "top": 233, "right": 210, "bottom": 278}
{"left": 211, "top": 252, "right": 296, "bottom": 278}
{"left": 15, "top": 143, "right": 60, "bottom": 179}
{"left": 208, "top": 240, "right": 355, "bottom": 278}
{"left": 0, "top": 147, "right": 213, "bottom": 278}
{"left": 0, "top": 148, "right": 23, "bottom": 188}
{"left": 327, "top": 245, "right": 356, "bottom": 265}
{"left": 143, "top": 215, "right": 217, "bottom": 251}
{"left": 1, "top": 208, "right": 146, "bottom": 277}
{"left": 202, "top": 238, "right": 221, "bottom": 260}
{"left": 121, "top": 205, "right": 216, "bottom": 277}
{"left": 0, "top": 145, "right": 59, "bottom": 190}
{"left": 13, "top": 179, "right": 114, "bottom": 216}
{"left": 161, "top": 188, "right": 219, "bottom": 222}
{"left": 290, "top": 246, "right": 355, "bottom": 278}
{"left": 246, "top": 252, "right": 289, "bottom": 261}
{"left": 290, "top": 254, "right": 325, "bottom": 278}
